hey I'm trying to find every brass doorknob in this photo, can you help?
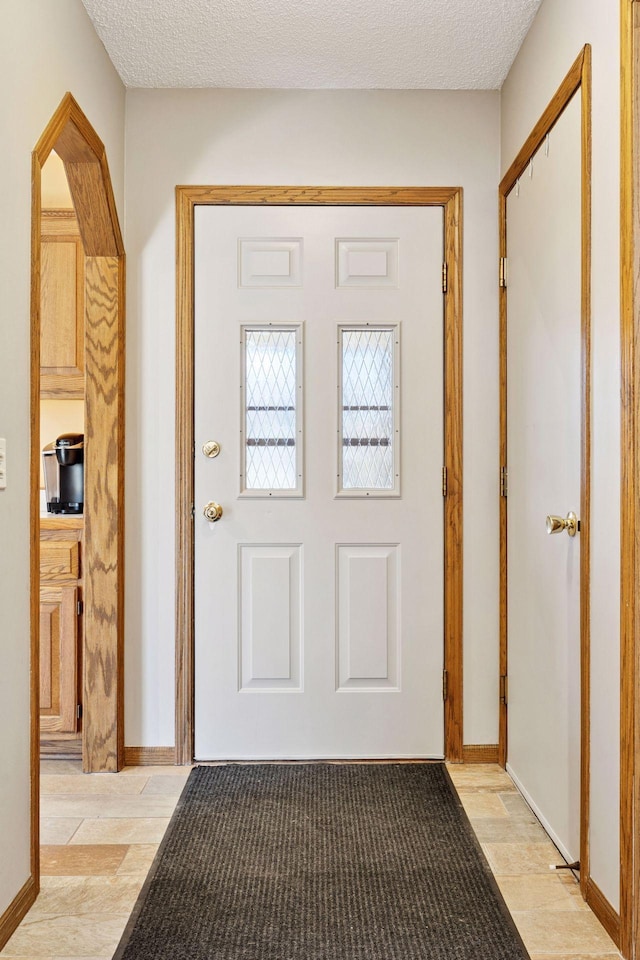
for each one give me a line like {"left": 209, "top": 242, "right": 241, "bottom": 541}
{"left": 203, "top": 501, "right": 223, "bottom": 522}
{"left": 545, "top": 511, "right": 579, "bottom": 537}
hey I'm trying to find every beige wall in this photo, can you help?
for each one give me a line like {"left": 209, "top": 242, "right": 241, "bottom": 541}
{"left": 501, "top": 0, "right": 620, "bottom": 911}
{"left": 41, "top": 153, "right": 74, "bottom": 209}
{"left": 123, "top": 88, "right": 501, "bottom": 749}
{"left": 0, "top": 0, "right": 124, "bottom": 920}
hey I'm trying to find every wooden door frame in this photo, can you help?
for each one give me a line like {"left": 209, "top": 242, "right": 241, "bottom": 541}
{"left": 1, "top": 90, "right": 125, "bottom": 953}
{"left": 31, "top": 93, "right": 126, "bottom": 783}
{"left": 498, "top": 46, "right": 603, "bottom": 930}
{"left": 620, "top": 2, "right": 640, "bottom": 956}
{"left": 175, "top": 185, "right": 463, "bottom": 765}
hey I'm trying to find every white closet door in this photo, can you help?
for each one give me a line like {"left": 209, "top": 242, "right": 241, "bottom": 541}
{"left": 507, "top": 94, "right": 582, "bottom": 861}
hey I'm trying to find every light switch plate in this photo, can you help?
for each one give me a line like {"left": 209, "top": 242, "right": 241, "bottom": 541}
{"left": 0, "top": 438, "right": 6, "bottom": 489}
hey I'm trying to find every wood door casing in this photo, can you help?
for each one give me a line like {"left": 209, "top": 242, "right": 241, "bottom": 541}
{"left": 620, "top": 1, "right": 640, "bottom": 954}
{"left": 175, "top": 185, "right": 463, "bottom": 765}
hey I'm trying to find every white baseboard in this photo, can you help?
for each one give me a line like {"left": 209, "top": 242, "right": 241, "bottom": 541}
{"left": 506, "top": 763, "right": 577, "bottom": 866}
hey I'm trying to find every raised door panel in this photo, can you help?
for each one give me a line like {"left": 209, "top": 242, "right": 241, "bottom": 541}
{"left": 239, "top": 544, "right": 302, "bottom": 691}
{"left": 336, "top": 544, "right": 400, "bottom": 691}
{"left": 39, "top": 584, "right": 78, "bottom": 733}
{"left": 41, "top": 211, "right": 85, "bottom": 398}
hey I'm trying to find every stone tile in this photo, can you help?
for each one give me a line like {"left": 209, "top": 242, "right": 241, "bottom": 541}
{"left": 40, "top": 845, "right": 129, "bottom": 876}
{"left": 41, "top": 775, "right": 149, "bottom": 796}
{"left": 40, "top": 760, "right": 83, "bottom": 776}
{"left": 11, "top": 762, "right": 619, "bottom": 960}
{"left": 121, "top": 765, "right": 193, "bottom": 776}
{"left": 41, "top": 794, "right": 177, "bottom": 820}
{"left": 556, "top": 872, "right": 591, "bottom": 910}
{"left": 472, "top": 816, "right": 550, "bottom": 843}
{"left": 29, "top": 877, "right": 144, "bottom": 917}
{"left": 512, "top": 911, "right": 618, "bottom": 955}
{"left": 496, "top": 875, "right": 582, "bottom": 912}
{"left": 0, "top": 914, "right": 129, "bottom": 957}
{"left": 142, "top": 775, "right": 190, "bottom": 796}
{"left": 70, "top": 817, "right": 171, "bottom": 845}
{"left": 39, "top": 818, "right": 82, "bottom": 845}
{"left": 116, "top": 844, "right": 159, "bottom": 876}
{"left": 500, "top": 791, "right": 540, "bottom": 821}
{"left": 446, "top": 763, "right": 517, "bottom": 792}
{"left": 482, "top": 840, "right": 566, "bottom": 876}
{"left": 458, "top": 792, "right": 509, "bottom": 819}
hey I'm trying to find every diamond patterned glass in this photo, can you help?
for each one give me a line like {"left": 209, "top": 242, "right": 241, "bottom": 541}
{"left": 244, "top": 329, "right": 299, "bottom": 491}
{"left": 341, "top": 328, "right": 395, "bottom": 490}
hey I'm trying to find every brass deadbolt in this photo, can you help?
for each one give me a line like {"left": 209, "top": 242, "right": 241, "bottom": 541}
{"left": 202, "top": 441, "right": 221, "bottom": 458}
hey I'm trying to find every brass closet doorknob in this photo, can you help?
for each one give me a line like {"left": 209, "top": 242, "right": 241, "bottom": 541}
{"left": 545, "top": 512, "right": 579, "bottom": 537}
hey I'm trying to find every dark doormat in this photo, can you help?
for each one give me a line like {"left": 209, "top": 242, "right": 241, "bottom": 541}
{"left": 114, "top": 763, "right": 529, "bottom": 960}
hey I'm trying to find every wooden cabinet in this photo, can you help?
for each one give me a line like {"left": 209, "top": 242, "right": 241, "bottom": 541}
{"left": 40, "top": 523, "right": 82, "bottom": 734}
{"left": 39, "top": 210, "right": 85, "bottom": 738}
{"left": 40, "top": 584, "right": 78, "bottom": 732}
{"left": 41, "top": 210, "right": 85, "bottom": 398}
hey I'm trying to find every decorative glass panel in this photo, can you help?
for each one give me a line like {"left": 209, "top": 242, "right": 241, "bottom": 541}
{"left": 241, "top": 327, "right": 302, "bottom": 495}
{"left": 339, "top": 326, "right": 399, "bottom": 495}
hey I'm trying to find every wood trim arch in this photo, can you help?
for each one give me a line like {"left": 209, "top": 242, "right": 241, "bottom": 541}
{"left": 31, "top": 93, "right": 126, "bottom": 795}
{"left": 175, "top": 185, "right": 463, "bottom": 766}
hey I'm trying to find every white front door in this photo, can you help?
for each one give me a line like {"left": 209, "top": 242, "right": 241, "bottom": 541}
{"left": 506, "top": 93, "right": 582, "bottom": 861}
{"left": 194, "top": 204, "right": 444, "bottom": 760}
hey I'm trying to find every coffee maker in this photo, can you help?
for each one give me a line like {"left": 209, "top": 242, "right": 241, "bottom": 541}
{"left": 42, "top": 433, "right": 84, "bottom": 514}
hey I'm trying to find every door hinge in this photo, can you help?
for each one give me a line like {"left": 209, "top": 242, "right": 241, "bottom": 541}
{"left": 500, "top": 465, "right": 508, "bottom": 498}
{"left": 443, "top": 669, "right": 449, "bottom": 702}
{"left": 442, "top": 466, "right": 448, "bottom": 497}
{"left": 77, "top": 599, "right": 83, "bottom": 616}
{"left": 76, "top": 704, "right": 83, "bottom": 720}
{"left": 500, "top": 675, "right": 508, "bottom": 705}
{"left": 499, "top": 257, "right": 508, "bottom": 288}
{"left": 190, "top": 502, "right": 195, "bottom": 519}
{"left": 442, "top": 262, "right": 448, "bottom": 294}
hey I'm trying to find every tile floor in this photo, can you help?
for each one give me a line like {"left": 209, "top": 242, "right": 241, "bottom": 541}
{"left": 0, "top": 761, "right": 621, "bottom": 959}
{"left": 446, "top": 764, "right": 621, "bottom": 960}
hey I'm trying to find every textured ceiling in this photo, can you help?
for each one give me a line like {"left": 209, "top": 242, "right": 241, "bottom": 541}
{"left": 80, "top": 0, "right": 543, "bottom": 90}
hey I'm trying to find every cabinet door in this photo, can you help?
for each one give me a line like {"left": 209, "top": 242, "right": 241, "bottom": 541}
{"left": 40, "top": 584, "right": 78, "bottom": 733}
{"left": 40, "top": 212, "right": 85, "bottom": 398}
